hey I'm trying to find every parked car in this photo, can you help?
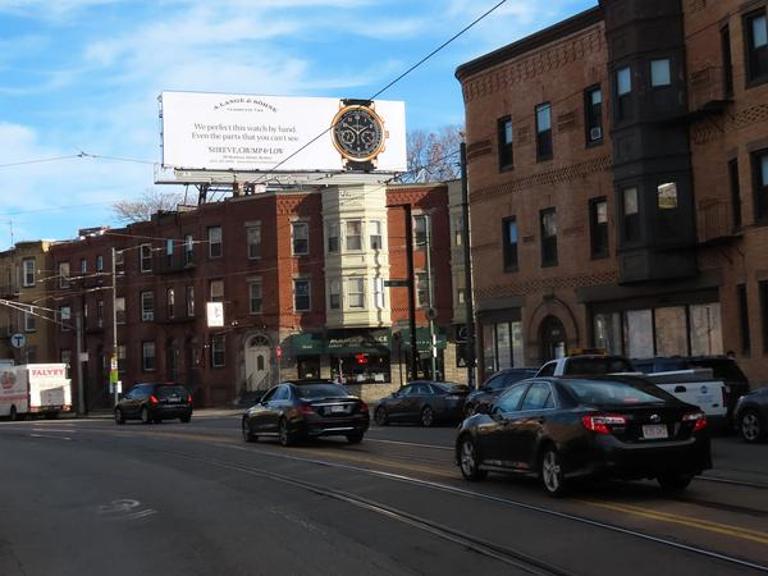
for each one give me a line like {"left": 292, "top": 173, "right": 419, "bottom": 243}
{"left": 734, "top": 387, "right": 768, "bottom": 443}
{"left": 464, "top": 368, "right": 537, "bottom": 417}
{"left": 633, "top": 356, "right": 750, "bottom": 423}
{"left": 374, "top": 380, "right": 470, "bottom": 427}
{"left": 115, "top": 383, "right": 193, "bottom": 424}
{"left": 242, "top": 380, "right": 369, "bottom": 446}
{"left": 455, "top": 375, "right": 711, "bottom": 496}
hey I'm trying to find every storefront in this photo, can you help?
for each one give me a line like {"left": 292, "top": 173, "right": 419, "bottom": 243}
{"left": 477, "top": 308, "right": 524, "bottom": 378}
{"left": 327, "top": 328, "right": 391, "bottom": 384}
{"left": 392, "top": 326, "right": 448, "bottom": 381}
{"left": 289, "top": 332, "right": 324, "bottom": 380}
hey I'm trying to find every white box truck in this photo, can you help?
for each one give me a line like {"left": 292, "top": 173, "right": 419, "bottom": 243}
{"left": 0, "top": 363, "right": 73, "bottom": 420}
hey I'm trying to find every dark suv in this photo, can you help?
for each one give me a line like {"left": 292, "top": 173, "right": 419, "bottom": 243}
{"left": 115, "top": 383, "right": 193, "bottom": 424}
{"left": 463, "top": 367, "right": 537, "bottom": 417}
{"left": 632, "top": 356, "right": 750, "bottom": 423}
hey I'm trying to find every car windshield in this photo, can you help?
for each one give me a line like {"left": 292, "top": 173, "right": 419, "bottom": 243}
{"left": 565, "top": 357, "right": 634, "bottom": 375}
{"left": 432, "top": 382, "right": 468, "bottom": 394}
{"left": 562, "top": 378, "right": 674, "bottom": 405}
{"left": 295, "top": 383, "right": 349, "bottom": 399}
{"left": 155, "top": 385, "right": 188, "bottom": 399}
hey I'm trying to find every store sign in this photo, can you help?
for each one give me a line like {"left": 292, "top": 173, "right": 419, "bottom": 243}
{"left": 327, "top": 330, "right": 390, "bottom": 354}
{"left": 160, "top": 91, "right": 406, "bottom": 173}
{"left": 206, "top": 302, "right": 224, "bottom": 328}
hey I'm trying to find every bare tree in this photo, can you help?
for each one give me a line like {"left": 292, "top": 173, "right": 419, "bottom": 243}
{"left": 401, "top": 125, "right": 463, "bottom": 183}
{"left": 112, "top": 189, "right": 185, "bottom": 223}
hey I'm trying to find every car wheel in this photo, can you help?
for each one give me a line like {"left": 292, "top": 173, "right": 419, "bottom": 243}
{"left": 180, "top": 414, "right": 191, "bottom": 424}
{"left": 739, "top": 409, "right": 765, "bottom": 443}
{"left": 242, "top": 418, "right": 256, "bottom": 443}
{"left": 140, "top": 406, "right": 151, "bottom": 424}
{"left": 658, "top": 473, "right": 694, "bottom": 493}
{"left": 420, "top": 406, "right": 435, "bottom": 428}
{"left": 278, "top": 418, "right": 294, "bottom": 447}
{"left": 114, "top": 408, "right": 125, "bottom": 425}
{"left": 374, "top": 406, "right": 388, "bottom": 426}
{"left": 540, "top": 447, "right": 567, "bottom": 497}
{"left": 346, "top": 433, "right": 364, "bottom": 444}
{"left": 458, "top": 436, "right": 487, "bottom": 481}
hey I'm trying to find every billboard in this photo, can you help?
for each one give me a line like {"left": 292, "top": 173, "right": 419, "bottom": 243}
{"left": 160, "top": 91, "right": 407, "bottom": 174}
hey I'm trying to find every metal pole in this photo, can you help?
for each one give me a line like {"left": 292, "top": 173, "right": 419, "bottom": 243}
{"left": 403, "top": 204, "right": 419, "bottom": 381}
{"left": 424, "top": 214, "right": 437, "bottom": 380}
{"left": 460, "top": 142, "right": 477, "bottom": 389}
{"left": 76, "top": 312, "right": 85, "bottom": 415}
{"left": 111, "top": 247, "right": 119, "bottom": 406}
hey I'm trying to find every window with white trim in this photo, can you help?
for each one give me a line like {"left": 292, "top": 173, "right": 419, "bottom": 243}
{"left": 208, "top": 226, "right": 222, "bottom": 258}
{"left": 249, "top": 279, "right": 263, "bottom": 314}
{"left": 346, "top": 220, "right": 362, "bottom": 251}
{"left": 140, "top": 244, "right": 152, "bottom": 272}
{"left": 22, "top": 258, "right": 35, "bottom": 287}
{"left": 349, "top": 277, "right": 365, "bottom": 308}
{"left": 292, "top": 222, "right": 309, "bottom": 255}
{"left": 247, "top": 223, "right": 262, "bottom": 259}
{"left": 140, "top": 291, "right": 154, "bottom": 322}
{"left": 370, "top": 220, "right": 383, "bottom": 250}
{"left": 142, "top": 341, "right": 156, "bottom": 371}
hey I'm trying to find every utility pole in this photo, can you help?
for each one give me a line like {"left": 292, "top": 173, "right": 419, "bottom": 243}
{"left": 424, "top": 213, "right": 437, "bottom": 380}
{"left": 403, "top": 204, "right": 419, "bottom": 381}
{"left": 75, "top": 311, "right": 85, "bottom": 415}
{"left": 460, "top": 142, "right": 477, "bottom": 389}
{"left": 110, "top": 247, "right": 119, "bottom": 406}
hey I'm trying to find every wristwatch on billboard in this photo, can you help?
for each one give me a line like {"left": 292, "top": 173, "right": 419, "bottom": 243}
{"left": 331, "top": 99, "right": 388, "bottom": 171}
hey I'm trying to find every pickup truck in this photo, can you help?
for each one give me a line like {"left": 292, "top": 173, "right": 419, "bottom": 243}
{"left": 535, "top": 355, "right": 727, "bottom": 424}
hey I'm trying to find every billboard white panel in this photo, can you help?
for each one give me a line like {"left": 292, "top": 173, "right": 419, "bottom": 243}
{"left": 160, "top": 91, "right": 407, "bottom": 173}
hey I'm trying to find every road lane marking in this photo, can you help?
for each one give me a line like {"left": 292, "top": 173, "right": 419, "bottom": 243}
{"left": 31, "top": 428, "right": 76, "bottom": 433}
{"left": 29, "top": 433, "right": 71, "bottom": 441}
{"left": 365, "top": 438, "right": 453, "bottom": 451}
{"left": 581, "top": 499, "right": 768, "bottom": 546}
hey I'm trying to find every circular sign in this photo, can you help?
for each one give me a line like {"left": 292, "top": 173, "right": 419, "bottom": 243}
{"left": 10, "top": 333, "right": 25, "bottom": 349}
{"left": 426, "top": 307, "right": 438, "bottom": 321}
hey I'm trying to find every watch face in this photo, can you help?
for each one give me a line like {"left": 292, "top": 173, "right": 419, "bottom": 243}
{"left": 332, "top": 106, "right": 385, "bottom": 161}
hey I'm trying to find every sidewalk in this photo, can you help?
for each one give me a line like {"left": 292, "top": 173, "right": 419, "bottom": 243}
{"left": 73, "top": 407, "right": 243, "bottom": 420}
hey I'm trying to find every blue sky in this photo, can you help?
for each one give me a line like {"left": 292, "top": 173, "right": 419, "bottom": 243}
{"left": 0, "top": 0, "right": 595, "bottom": 247}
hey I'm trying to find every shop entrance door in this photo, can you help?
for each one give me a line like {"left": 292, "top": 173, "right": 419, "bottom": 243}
{"left": 540, "top": 315, "right": 567, "bottom": 363}
{"left": 245, "top": 335, "right": 272, "bottom": 392}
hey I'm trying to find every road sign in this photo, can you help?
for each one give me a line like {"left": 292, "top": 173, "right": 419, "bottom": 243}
{"left": 384, "top": 279, "right": 409, "bottom": 287}
{"left": 10, "top": 333, "right": 25, "bottom": 349}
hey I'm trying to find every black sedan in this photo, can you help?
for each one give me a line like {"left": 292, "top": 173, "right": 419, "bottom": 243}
{"left": 455, "top": 376, "right": 711, "bottom": 496}
{"left": 115, "top": 382, "right": 193, "bottom": 424}
{"left": 242, "top": 380, "right": 369, "bottom": 446}
{"left": 734, "top": 387, "right": 768, "bottom": 443}
{"left": 374, "top": 381, "right": 469, "bottom": 427}
{"left": 464, "top": 368, "right": 537, "bottom": 417}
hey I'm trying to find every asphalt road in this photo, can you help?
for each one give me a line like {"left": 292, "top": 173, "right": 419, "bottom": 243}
{"left": 1, "top": 414, "right": 767, "bottom": 576}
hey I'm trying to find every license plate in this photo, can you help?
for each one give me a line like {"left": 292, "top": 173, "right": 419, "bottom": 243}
{"left": 642, "top": 424, "right": 668, "bottom": 439}
{"left": 329, "top": 405, "right": 345, "bottom": 414}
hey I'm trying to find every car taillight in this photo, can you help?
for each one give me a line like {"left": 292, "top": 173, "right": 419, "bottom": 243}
{"left": 187, "top": 394, "right": 192, "bottom": 404}
{"left": 149, "top": 394, "right": 159, "bottom": 405}
{"left": 359, "top": 402, "right": 369, "bottom": 414}
{"left": 582, "top": 414, "right": 627, "bottom": 434}
{"left": 683, "top": 411, "right": 707, "bottom": 432}
{"left": 298, "top": 403, "right": 315, "bottom": 415}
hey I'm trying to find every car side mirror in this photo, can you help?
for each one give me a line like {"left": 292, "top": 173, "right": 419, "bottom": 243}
{"left": 474, "top": 403, "right": 491, "bottom": 415}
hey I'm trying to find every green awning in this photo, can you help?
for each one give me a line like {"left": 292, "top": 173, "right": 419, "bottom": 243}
{"left": 326, "top": 329, "right": 391, "bottom": 355}
{"left": 393, "top": 327, "right": 447, "bottom": 353}
{"left": 290, "top": 332, "right": 325, "bottom": 355}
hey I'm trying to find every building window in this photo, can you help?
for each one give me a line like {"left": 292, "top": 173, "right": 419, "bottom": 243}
{"left": 246, "top": 223, "right": 262, "bottom": 259}
{"left": 209, "top": 279, "right": 224, "bottom": 302}
{"left": 502, "top": 217, "right": 518, "bottom": 272}
{"left": 349, "top": 277, "right": 365, "bottom": 309}
{"left": 374, "top": 277, "right": 385, "bottom": 309}
{"left": 141, "top": 291, "right": 154, "bottom": 322}
{"left": 540, "top": 208, "right": 558, "bottom": 267}
{"left": 115, "top": 296, "right": 126, "bottom": 324}
{"left": 753, "top": 149, "right": 768, "bottom": 223}
{"left": 58, "top": 262, "right": 70, "bottom": 289}
{"left": 22, "top": 258, "right": 35, "bottom": 287}
{"left": 249, "top": 279, "right": 262, "bottom": 314}
{"left": 79, "top": 258, "right": 87, "bottom": 274}
{"left": 184, "top": 234, "right": 194, "bottom": 265}
{"left": 497, "top": 115, "right": 513, "bottom": 170}
{"left": 186, "top": 286, "right": 195, "bottom": 317}
{"left": 211, "top": 334, "right": 225, "bottom": 368}
{"left": 59, "top": 305, "right": 71, "bottom": 331}
{"left": 535, "top": 102, "right": 552, "bottom": 161}
{"left": 346, "top": 220, "right": 362, "bottom": 251}
{"left": 650, "top": 58, "right": 671, "bottom": 87}
{"left": 294, "top": 279, "right": 311, "bottom": 312}
{"left": 24, "top": 311, "right": 36, "bottom": 332}
{"left": 414, "top": 215, "right": 427, "bottom": 247}
{"left": 622, "top": 187, "right": 640, "bottom": 242}
{"left": 585, "top": 86, "right": 603, "bottom": 145}
{"left": 458, "top": 288, "right": 466, "bottom": 305}
{"left": 327, "top": 222, "right": 339, "bottom": 253}
{"left": 416, "top": 272, "right": 430, "bottom": 308}
{"left": 292, "top": 222, "right": 309, "bottom": 255}
{"left": 657, "top": 182, "right": 678, "bottom": 210}
{"left": 207, "top": 226, "right": 222, "bottom": 258}
{"left": 167, "top": 288, "right": 175, "bottom": 320}
{"left": 117, "top": 344, "right": 126, "bottom": 373}
{"left": 616, "top": 66, "right": 632, "bottom": 120}
{"left": 722, "top": 25, "right": 734, "bottom": 97}
{"left": 589, "top": 197, "right": 609, "bottom": 258}
{"left": 96, "top": 255, "right": 104, "bottom": 272}
{"left": 745, "top": 10, "right": 768, "bottom": 85}
{"left": 114, "top": 249, "right": 124, "bottom": 273}
{"left": 140, "top": 244, "right": 152, "bottom": 272}
{"left": 165, "top": 239, "right": 174, "bottom": 265}
{"left": 97, "top": 299, "right": 104, "bottom": 328}
{"left": 329, "top": 279, "right": 341, "bottom": 310}
{"left": 728, "top": 159, "right": 742, "bottom": 230}
{"left": 760, "top": 280, "right": 768, "bottom": 354}
{"left": 738, "top": 283, "right": 751, "bottom": 355}
{"left": 454, "top": 215, "right": 464, "bottom": 247}
{"left": 60, "top": 349, "right": 71, "bottom": 368}
{"left": 370, "top": 220, "right": 383, "bottom": 250}
{"left": 142, "top": 341, "right": 156, "bottom": 371}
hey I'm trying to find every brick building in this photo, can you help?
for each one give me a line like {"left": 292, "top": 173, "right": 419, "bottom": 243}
{"left": 456, "top": 0, "right": 768, "bottom": 385}
{"left": 46, "top": 183, "right": 462, "bottom": 409}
